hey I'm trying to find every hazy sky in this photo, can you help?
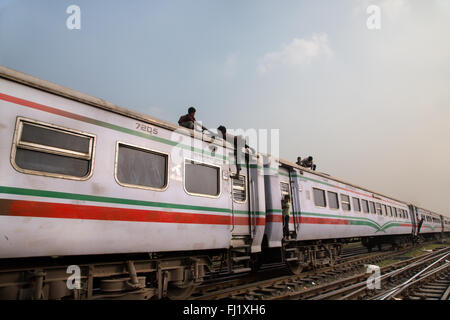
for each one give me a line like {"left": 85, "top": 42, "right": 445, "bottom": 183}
{"left": 0, "top": 0, "right": 449, "bottom": 215}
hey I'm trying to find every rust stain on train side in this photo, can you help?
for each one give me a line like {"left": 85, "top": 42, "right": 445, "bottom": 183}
{"left": 0, "top": 199, "right": 13, "bottom": 215}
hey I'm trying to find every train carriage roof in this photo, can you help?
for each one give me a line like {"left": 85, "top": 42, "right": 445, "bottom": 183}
{"left": 278, "top": 158, "right": 411, "bottom": 206}
{"left": 0, "top": 66, "right": 239, "bottom": 152}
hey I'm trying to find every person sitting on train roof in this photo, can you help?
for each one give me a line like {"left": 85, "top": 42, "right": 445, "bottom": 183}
{"left": 178, "top": 107, "right": 208, "bottom": 132}
{"left": 217, "top": 125, "right": 252, "bottom": 149}
{"left": 300, "top": 156, "right": 317, "bottom": 171}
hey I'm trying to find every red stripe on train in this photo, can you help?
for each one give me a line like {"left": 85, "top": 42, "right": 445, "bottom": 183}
{"left": 266, "top": 214, "right": 349, "bottom": 225}
{"left": 299, "top": 216, "right": 349, "bottom": 225}
{"left": 0, "top": 199, "right": 265, "bottom": 226}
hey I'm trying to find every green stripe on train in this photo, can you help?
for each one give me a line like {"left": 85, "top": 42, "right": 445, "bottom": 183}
{"left": 0, "top": 186, "right": 264, "bottom": 216}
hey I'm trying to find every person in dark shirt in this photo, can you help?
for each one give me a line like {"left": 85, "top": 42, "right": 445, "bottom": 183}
{"left": 282, "top": 195, "right": 291, "bottom": 238}
{"left": 417, "top": 217, "right": 425, "bottom": 234}
{"left": 178, "top": 107, "right": 207, "bottom": 131}
{"left": 217, "top": 125, "right": 227, "bottom": 140}
{"left": 300, "top": 156, "right": 316, "bottom": 171}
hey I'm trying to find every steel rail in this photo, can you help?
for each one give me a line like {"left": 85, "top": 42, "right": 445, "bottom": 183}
{"left": 276, "top": 247, "right": 450, "bottom": 300}
{"left": 339, "top": 248, "right": 450, "bottom": 300}
{"left": 191, "top": 246, "right": 417, "bottom": 300}
{"left": 378, "top": 252, "right": 450, "bottom": 300}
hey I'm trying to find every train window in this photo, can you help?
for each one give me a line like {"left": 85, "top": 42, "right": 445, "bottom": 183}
{"left": 280, "top": 182, "right": 291, "bottom": 198}
{"left": 313, "top": 188, "right": 327, "bottom": 207}
{"left": 12, "top": 118, "right": 95, "bottom": 179}
{"left": 232, "top": 175, "right": 246, "bottom": 203}
{"left": 353, "top": 198, "right": 361, "bottom": 212}
{"left": 185, "top": 159, "right": 220, "bottom": 197}
{"left": 387, "top": 206, "right": 392, "bottom": 217}
{"left": 341, "top": 194, "right": 351, "bottom": 211}
{"left": 382, "top": 205, "right": 387, "bottom": 216}
{"left": 116, "top": 143, "right": 168, "bottom": 190}
{"left": 362, "top": 200, "right": 369, "bottom": 213}
{"left": 328, "top": 191, "right": 339, "bottom": 209}
{"left": 375, "top": 203, "right": 382, "bottom": 215}
{"left": 369, "top": 201, "right": 376, "bottom": 214}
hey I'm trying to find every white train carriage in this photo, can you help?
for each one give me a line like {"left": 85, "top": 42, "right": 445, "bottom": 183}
{"left": 261, "top": 158, "right": 416, "bottom": 272}
{"left": 443, "top": 216, "right": 450, "bottom": 234}
{"left": 264, "top": 159, "right": 413, "bottom": 241}
{"left": 0, "top": 66, "right": 267, "bottom": 298}
{"left": 412, "top": 206, "right": 443, "bottom": 236}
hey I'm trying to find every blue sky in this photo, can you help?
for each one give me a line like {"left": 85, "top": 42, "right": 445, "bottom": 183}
{"left": 1, "top": 0, "right": 449, "bottom": 214}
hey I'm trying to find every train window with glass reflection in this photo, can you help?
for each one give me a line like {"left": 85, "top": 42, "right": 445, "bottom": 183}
{"left": 341, "top": 194, "right": 351, "bottom": 211}
{"left": 387, "top": 206, "right": 392, "bottom": 216}
{"left": 375, "top": 203, "right": 382, "bottom": 215}
{"left": 185, "top": 159, "right": 220, "bottom": 197}
{"left": 116, "top": 143, "right": 168, "bottom": 190}
{"left": 328, "top": 191, "right": 339, "bottom": 209}
{"left": 361, "top": 199, "right": 369, "bottom": 213}
{"left": 353, "top": 198, "right": 361, "bottom": 212}
{"left": 232, "top": 175, "right": 246, "bottom": 203}
{"left": 369, "top": 201, "right": 376, "bottom": 214}
{"left": 13, "top": 118, "right": 95, "bottom": 180}
{"left": 313, "top": 188, "right": 327, "bottom": 207}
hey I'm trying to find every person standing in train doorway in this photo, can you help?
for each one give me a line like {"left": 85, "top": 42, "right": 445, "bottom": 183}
{"left": 282, "top": 195, "right": 291, "bottom": 239}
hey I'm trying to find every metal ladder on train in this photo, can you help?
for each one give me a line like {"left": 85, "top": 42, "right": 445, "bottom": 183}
{"left": 229, "top": 236, "right": 252, "bottom": 273}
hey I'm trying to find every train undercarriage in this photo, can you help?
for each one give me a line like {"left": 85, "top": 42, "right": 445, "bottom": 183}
{"left": 0, "top": 252, "right": 210, "bottom": 300}
{"left": 0, "top": 233, "right": 443, "bottom": 300}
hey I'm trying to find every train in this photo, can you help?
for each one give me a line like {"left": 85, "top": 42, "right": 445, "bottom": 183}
{"left": 0, "top": 65, "right": 448, "bottom": 299}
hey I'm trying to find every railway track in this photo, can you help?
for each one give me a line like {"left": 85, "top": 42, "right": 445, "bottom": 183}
{"left": 190, "top": 243, "right": 378, "bottom": 298}
{"left": 189, "top": 244, "right": 416, "bottom": 300}
{"left": 374, "top": 249, "right": 450, "bottom": 300}
{"left": 399, "top": 271, "right": 450, "bottom": 300}
{"left": 275, "top": 246, "right": 450, "bottom": 300}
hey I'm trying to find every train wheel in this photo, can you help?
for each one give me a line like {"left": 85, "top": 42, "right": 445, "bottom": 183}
{"left": 166, "top": 283, "right": 195, "bottom": 300}
{"left": 286, "top": 261, "right": 303, "bottom": 275}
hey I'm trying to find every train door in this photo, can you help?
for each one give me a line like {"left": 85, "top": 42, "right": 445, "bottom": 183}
{"left": 280, "top": 169, "right": 301, "bottom": 237}
{"left": 280, "top": 181, "right": 292, "bottom": 234}
{"left": 408, "top": 204, "right": 417, "bottom": 237}
{"left": 230, "top": 173, "right": 250, "bottom": 236}
{"left": 288, "top": 170, "right": 301, "bottom": 237}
